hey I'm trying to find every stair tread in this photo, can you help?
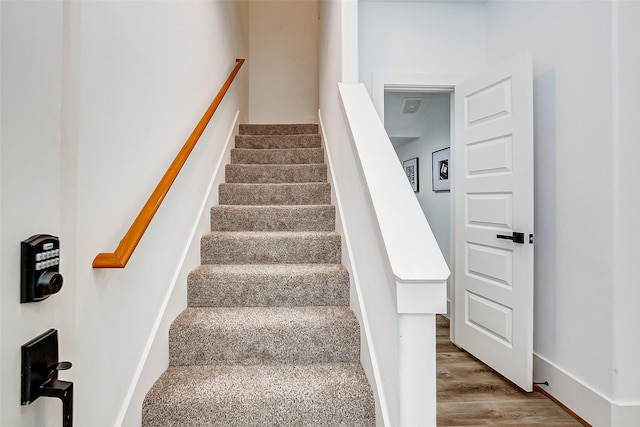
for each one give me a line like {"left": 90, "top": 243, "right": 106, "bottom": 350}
{"left": 211, "top": 204, "right": 333, "bottom": 211}
{"left": 172, "top": 305, "right": 357, "bottom": 329}
{"left": 226, "top": 163, "right": 326, "bottom": 169}
{"left": 225, "top": 163, "right": 327, "bottom": 183}
{"left": 210, "top": 205, "right": 335, "bottom": 232}
{"left": 231, "top": 147, "right": 324, "bottom": 165}
{"left": 201, "top": 231, "right": 341, "bottom": 265}
{"left": 191, "top": 263, "right": 346, "bottom": 276}
{"left": 211, "top": 203, "right": 334, "bottom": 211}
{"left": 169, "top": 306, "right": 359, "bottom": 365}
{"left": 211, "top": 204, "right": 333, "bottom": 210}
{"left": 239, "top": 123, "right": 318, "bottom": 135}
{"left": 204, "top": 230, "right": 340, "bottom": 238}
{"left": 219, "top": 182, "right": 331, "bottom": 206}
{"left": 236, "top": 134, "right": 321, "bottom": 149}
{"left": 220, "top": 182, "right": 329, "bottom": 187}
{"left": 143, "top": 363, "right": 374, "bottom": 427}
{"left": 231, "top": 147, "right": 322, "bottom": 154}
{"left": 187, "top": 264, "right": 349, "bottom": 307}
{"left": 227, "top": 163, "right": 325, "bottom": 167}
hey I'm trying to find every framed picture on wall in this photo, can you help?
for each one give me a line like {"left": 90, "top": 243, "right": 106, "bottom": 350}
{"left": 432, "top": 147, "right": 450, "bottom": 192}
{"left": 403, "top": 157, "right": 419, "bottom": 192}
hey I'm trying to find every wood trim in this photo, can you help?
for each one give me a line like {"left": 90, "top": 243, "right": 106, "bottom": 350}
{"left": 93, "top": 58, "right": 245, "bottom": 268}
{"left": 534, "top": 385, "right": 592, "bottom": 427}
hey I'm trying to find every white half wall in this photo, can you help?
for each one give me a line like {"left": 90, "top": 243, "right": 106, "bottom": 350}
{"left": 337, "top": 83, "right": 449, "bottom": 427}
{"left": 248, "top": 0, "right": 319, "bottom": 123}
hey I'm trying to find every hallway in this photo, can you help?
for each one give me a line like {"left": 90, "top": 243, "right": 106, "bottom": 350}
{"left": 436, "top": 316, "right": 587, "bottom": 426}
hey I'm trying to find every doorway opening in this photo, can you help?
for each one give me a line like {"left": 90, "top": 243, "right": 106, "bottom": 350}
{"left": 383, "top": 86, "right": 455, "bottom": 319}
{"left": 379, "top": 50, "right": 536, "bottom": 394}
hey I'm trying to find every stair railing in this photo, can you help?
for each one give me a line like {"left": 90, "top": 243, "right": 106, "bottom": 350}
{"left": 92, "top": 58, "right": 245, "bottom": 268}
{"left": 333, "top": 82, "right": 450, "bottom": 427}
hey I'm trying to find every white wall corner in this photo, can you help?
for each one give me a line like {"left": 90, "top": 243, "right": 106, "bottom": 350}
{"left": 396, "top": 280, "right": 447, "bottom": 314}
{"left": 341, "top": 0, "right": 359, "bottom": 84}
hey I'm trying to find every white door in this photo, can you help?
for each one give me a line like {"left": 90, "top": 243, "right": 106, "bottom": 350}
{"left": 453, "top": 50, "right": 534, "bottom": 391}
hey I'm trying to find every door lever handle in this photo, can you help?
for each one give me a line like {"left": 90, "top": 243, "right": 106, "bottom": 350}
{"left": 496, "top": 232, "right": 525, "bottom": 244}
{"left": 40, "top": 379, "right": 73, "bottom": 427}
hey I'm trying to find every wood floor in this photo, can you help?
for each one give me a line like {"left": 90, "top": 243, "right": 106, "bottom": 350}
{"left": 436, "top": 316, "right": 587, "bottom": 426}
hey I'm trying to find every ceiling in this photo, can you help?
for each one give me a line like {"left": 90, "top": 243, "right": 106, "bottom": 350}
{"left": 384, "top": 91, "right": 450, "bottom": 149}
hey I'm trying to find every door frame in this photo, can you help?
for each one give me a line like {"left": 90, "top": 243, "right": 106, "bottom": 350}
{"left": 374, "top": 72, "right": 465, "bottom": 341}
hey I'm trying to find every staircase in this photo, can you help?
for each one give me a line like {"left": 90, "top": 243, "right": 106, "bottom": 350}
{"left": 142, "top": 124, "right": 375, "bottom": 426}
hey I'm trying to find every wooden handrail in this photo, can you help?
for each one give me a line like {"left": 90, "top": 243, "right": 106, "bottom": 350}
{"left": 93, "top": 58, "right": 245, "bottom": 268}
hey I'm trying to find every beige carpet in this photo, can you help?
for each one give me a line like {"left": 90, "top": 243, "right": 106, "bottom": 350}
{"left": 142, "top": 124, "right": 375, "bottom": 426}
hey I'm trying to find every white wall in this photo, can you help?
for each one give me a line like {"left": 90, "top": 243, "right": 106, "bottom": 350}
{"left": 248, "top": 0, "right": 319, "bottom": 123}
{"left": 484, "top": 2, "right": 623, "bottom": 424}
{"left": 359, "top": 1, "right": 486, "bottom": 95}
{"left": 362, "top": 1, "right": 640, "bottom": 425}
{"left": 1, "top": 2, "right": 67, "bottom": 425}
{"left": 358, "top": 0, "right": 486, "bottom": 270}
{"left": 1, "top": 1, "right": 248, "bottom": 425}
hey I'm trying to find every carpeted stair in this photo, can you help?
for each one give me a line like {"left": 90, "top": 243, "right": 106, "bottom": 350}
{"left": 142, "top": 123, "right": 375, "bottom": 426}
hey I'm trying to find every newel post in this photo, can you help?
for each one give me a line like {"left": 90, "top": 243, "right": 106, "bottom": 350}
{"left": 396, "top": 280, "right": 448, "bottom": 427}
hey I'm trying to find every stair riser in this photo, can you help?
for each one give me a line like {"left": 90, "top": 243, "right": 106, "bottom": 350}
{"left": 239, "top": 123, "right": 318, "bottom": 135}
{"left": 169, "top": 324, "right": 360, "bottom": 366}
{"left": 210, "top": 206, "right": 335, "bottom": 232}
{"left": 219, "top": 183, "right": 331, "bottom": 205}
{"left": 201, "top": 233, "right": 341, "bottom": 264}
{"left": 236, "top": 134, "right": 320, "bottom": 149}
{"left": 230, "top": 148, "right": 324, "bottom": 165}
{"left": 225, "top": 164, "right": 327, "bottom": 183}
{"left": 188, "top": 268, "right": 349, "bottom": 307}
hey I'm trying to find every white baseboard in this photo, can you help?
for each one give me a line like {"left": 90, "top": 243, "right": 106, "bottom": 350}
{"left": 612, "top": 404, "right": 640, "bottom": 427}
{"left": 534, "top": 352, "right": 609, "bottom": 426}
{"left": 534, "top": 353, "right": 640, "bottom": 427}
